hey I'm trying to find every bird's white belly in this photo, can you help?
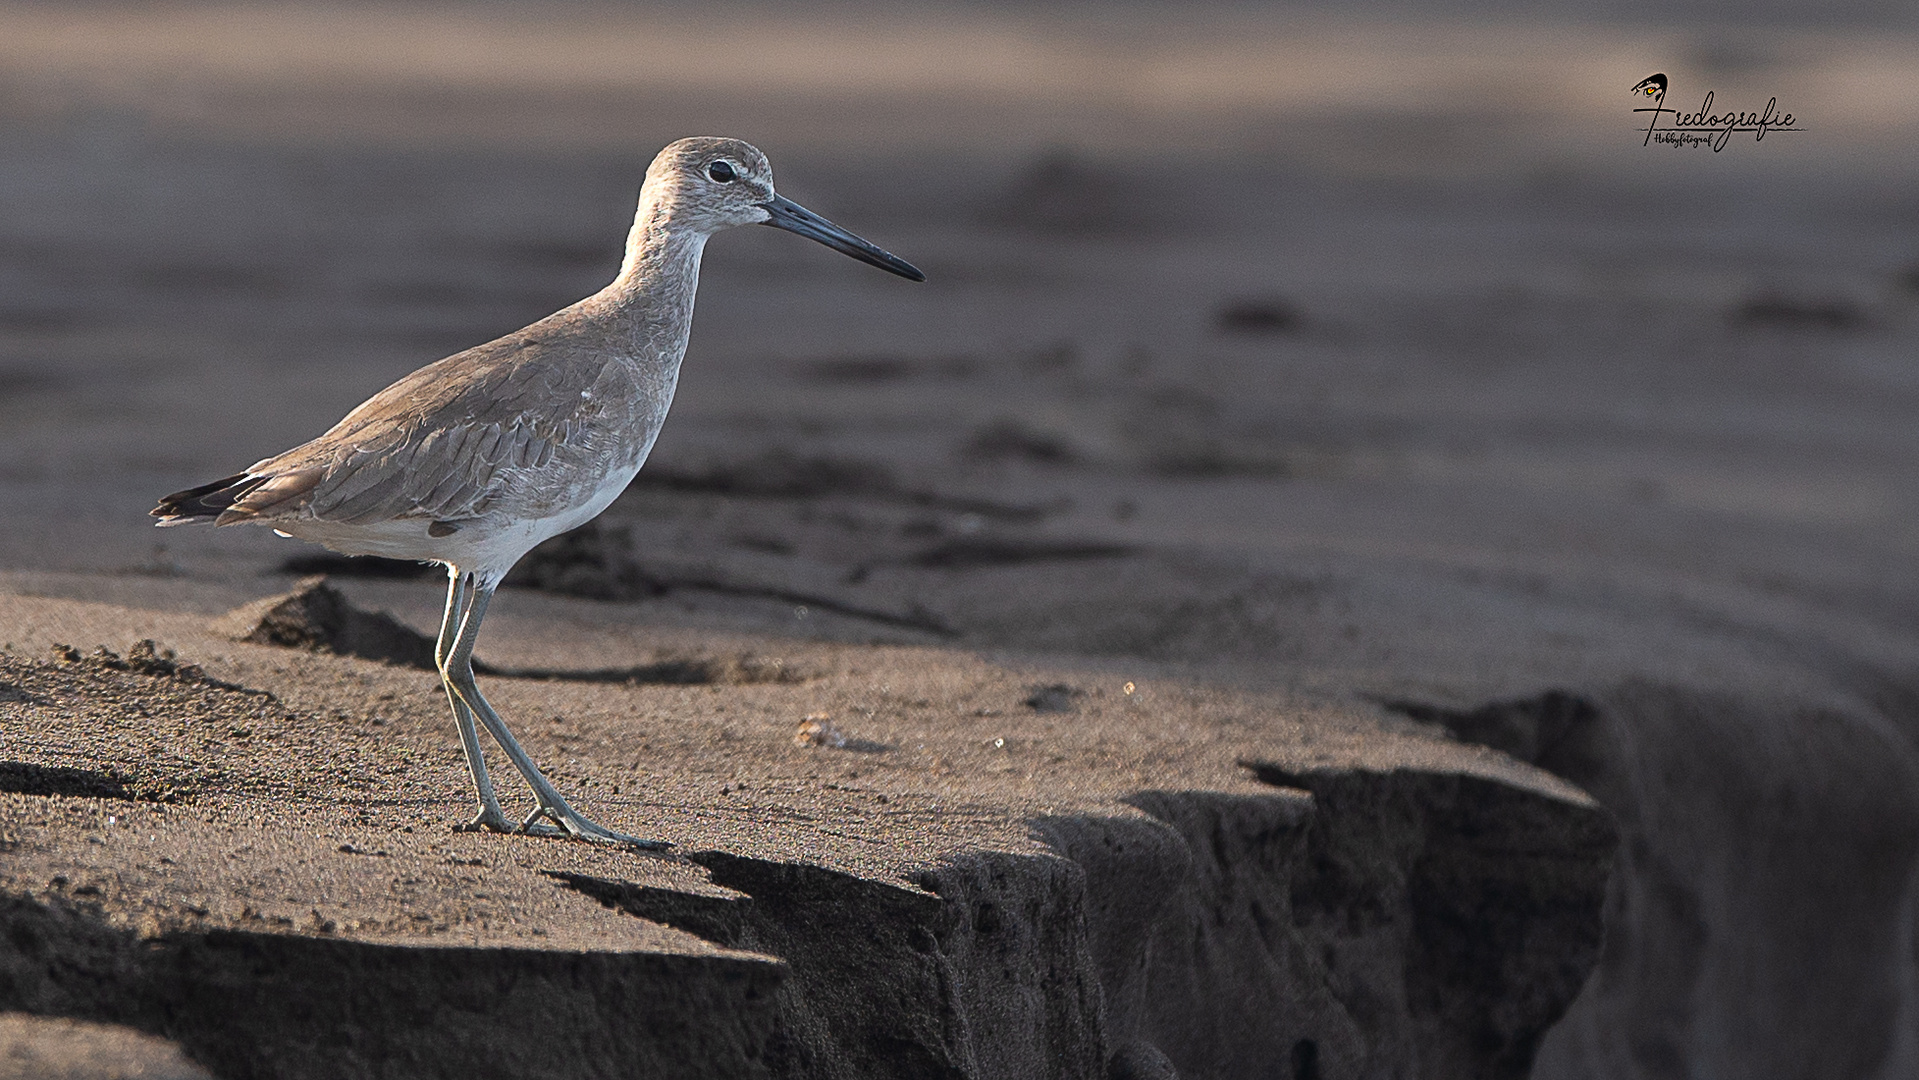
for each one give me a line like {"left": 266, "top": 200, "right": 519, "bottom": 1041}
{"left": 442, "top": 462, "right": 641, "bottom": 576}
{"left": 280, "top": 463, "right": 642, "bottom": 578}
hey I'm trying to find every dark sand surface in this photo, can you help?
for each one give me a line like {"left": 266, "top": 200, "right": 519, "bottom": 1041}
{"left": 1, "top": 582, "right": 1616, "bottom": 1079}
{"left": 2, "top": 3, "right": 1918, "bottom": 1077}
{"left": 0, "top": 582, "right": 1584, "bottom": 933}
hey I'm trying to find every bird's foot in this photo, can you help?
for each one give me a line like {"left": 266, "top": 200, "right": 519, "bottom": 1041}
{"left": 454, "top": 807, "right": 515, "bottom": 834}
{"left": 519, "top": 803, "right": 672, "bottom": 851}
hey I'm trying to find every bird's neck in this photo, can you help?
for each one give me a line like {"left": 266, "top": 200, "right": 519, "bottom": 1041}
{"left": 593, "top": 197, "right": 710, "bottom": 357}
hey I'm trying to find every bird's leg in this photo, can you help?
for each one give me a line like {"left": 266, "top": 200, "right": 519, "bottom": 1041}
{"left": 437, "top": 569, "right": 510, "bottom": 833}
{"left": 442, "top": 578, "right": 669, "bottom": 850}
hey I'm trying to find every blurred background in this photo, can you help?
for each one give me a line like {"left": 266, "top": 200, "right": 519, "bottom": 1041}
{"left": 2, "top": 2, "right": 1918, "bottom": 1078}
{"left": 1, "top": 0, "right": 1916, "bottom": 583}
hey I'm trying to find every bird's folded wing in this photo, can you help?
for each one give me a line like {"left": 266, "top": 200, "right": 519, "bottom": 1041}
{"left": 227, "top": 334, "right": 642, "bottom": 527}
{"left": 304, "top": 419, "right": 568, "bottom": 524}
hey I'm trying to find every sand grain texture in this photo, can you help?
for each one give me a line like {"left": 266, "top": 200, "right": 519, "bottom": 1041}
{"left": 0, "top": 586, "right": 1611, "bottom": 1079}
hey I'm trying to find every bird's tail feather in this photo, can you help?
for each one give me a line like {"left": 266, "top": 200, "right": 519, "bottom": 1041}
{"left": 151, "top": 473, "right": 266, "bottom": 526}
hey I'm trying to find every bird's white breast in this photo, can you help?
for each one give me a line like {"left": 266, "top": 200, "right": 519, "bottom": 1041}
{"left": 442, "top": 460, "right": 642, "bottom": 577}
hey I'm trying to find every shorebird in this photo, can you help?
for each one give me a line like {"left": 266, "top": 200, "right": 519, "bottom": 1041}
{"left": 153, "top": 137, "right": 924, "bottom": 848}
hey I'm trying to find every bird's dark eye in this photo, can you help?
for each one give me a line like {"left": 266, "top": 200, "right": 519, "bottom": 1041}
{"left": 707, "top": 160, "right": 736, "bottom": 183}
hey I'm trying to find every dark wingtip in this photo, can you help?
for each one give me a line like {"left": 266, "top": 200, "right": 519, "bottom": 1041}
{"left": 152, "top": 472, "right": 261, "bottom": 524}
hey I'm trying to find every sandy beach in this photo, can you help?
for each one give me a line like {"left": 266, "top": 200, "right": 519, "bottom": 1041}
{"left": 3, "top": 3, "right": 1918, "bottom": 1077}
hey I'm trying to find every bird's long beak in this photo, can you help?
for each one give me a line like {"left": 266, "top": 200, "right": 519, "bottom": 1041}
{"left": 760, "top": 195, "right": 925, "bottom": 281}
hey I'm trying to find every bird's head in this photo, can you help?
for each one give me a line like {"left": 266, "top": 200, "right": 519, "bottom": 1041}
{"left": 642, "top": 136, "right": 924, "bottom": 281}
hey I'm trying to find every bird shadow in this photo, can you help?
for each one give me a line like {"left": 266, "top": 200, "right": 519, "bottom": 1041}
{"left": 0, "top": 761, "right": 135, "bottom": 800}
